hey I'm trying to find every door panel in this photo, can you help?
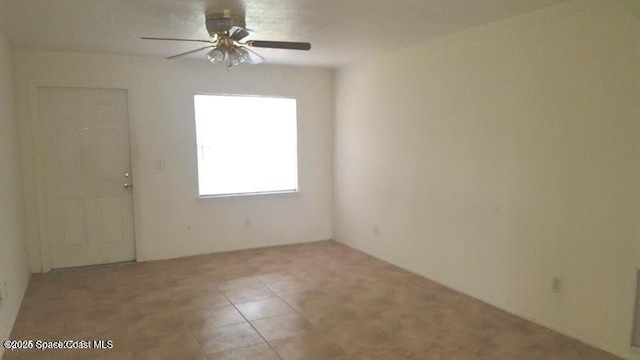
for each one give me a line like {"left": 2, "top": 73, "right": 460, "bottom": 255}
{"left": 95, "top": 130, "right": 120, "bottom": 179}
{"left": 53, "top": 128, "right": 83, "bottom": 178}
{"left": 39, "top": 87, "right": 136, "bottom": 269}
{"left": 59, "top": 197, "right": 87, "bottom": 246}
{"left": 96, "top": 195, "right": 124, "bottom": 244}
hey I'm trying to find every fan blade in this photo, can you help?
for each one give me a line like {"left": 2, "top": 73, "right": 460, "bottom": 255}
{"left": 244, "top": 47, "right": 265, "bottom": 64}
{"left": 229, "top": 26, "right": 251, "bottom": 41}
{"left": 141, "top": 36, "right": 212, "bottom": 44}
{"left": 246, "top": 40, "right": 311, "bottom": 51}
{"left": 167, "top": 45, "right": 214, "bottom": 59}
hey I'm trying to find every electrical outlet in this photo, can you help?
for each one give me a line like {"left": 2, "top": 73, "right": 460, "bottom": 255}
{"left": 552, "top": 277, "right": 562, "bottom": 294}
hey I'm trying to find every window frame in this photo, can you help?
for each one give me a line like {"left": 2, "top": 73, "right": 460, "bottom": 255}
{"left": 193, "top": 93, "right": 300, "bottom": 199}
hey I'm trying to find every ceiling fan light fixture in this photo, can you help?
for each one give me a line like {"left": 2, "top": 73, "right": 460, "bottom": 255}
{"left": 206, "top": 48, "right": 225, "bottom": 63}
{"left": 142, "top": 12, "right": 311, "bottom": 66}
{"left": 227, "top": 46, "right": 249, "bottom": 67}
{"left": 236, "top": 47, "right": 250, "bottom": 63}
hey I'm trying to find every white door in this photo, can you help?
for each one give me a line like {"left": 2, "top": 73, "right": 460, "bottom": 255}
{"left": 38, "top": 87, "right": 136, "bottom": 269}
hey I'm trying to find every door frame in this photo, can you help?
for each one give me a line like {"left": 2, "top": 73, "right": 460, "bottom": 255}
{"left": 29, "top": 80, "right": 141, "bottom": 272}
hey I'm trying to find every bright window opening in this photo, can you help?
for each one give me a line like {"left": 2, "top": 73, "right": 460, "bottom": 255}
{"left": 194, "top": 94, "right": 298, "bottom": 197}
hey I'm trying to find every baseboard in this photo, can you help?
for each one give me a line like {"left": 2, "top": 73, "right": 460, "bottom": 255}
{"left": 138, "top": 238, "right": 335, "bottom": 263}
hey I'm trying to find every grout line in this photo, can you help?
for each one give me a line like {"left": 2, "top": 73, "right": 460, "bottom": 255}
{"left": 253, "top": 275, "right": 326, "bottom": 351}
{"left": 178, "top": 303, "right": 208, "bottom": 358}
{"left": 167, "top": 279, "right": 223, "bottom": 358}
{"left": 215, "top": 276, "right": 284, "bottom": 360}
{"left": 240, "top": 275, "right": 284, "bottom": 359}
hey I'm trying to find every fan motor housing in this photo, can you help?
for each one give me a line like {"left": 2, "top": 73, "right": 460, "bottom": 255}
{"left": 206, "top": 13, "right": 246, "bottom": 34}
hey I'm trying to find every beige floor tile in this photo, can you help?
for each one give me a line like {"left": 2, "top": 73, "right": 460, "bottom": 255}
{"left": 208, "top": 343, "right": 280, "bottom": 360}
{"left": 256, "top": 272, "right": 297, "bottom": 284}
{"left": 136, "top": 350, "right": 207, "bottom": 360}
{"left": 334, "top": 348, "right": 419, "bottom": 360}
{"left": 137, "top": 330, "right": 204, "bottom": 360}
{"left": 216, "top": 276, "right": 263, "bottom": 290}
{"left": 264, "top": 278, "right": 325, "bottom": 296}
{"left": 281, "top": 290, "right": 351, "bottom": 312}
{"left": 236, "top": 297, "right": 296, "bottom": 321}
{"left": 83, "top": 350, "right": 137, "bottom": 360}
{"left": 177, "top": 292, "right": 232, "bottom": 312}
{"left": 221, "top": 285, "right": 276, "bottom": 305}
{"left": 300, "top": 304, "right": 366, "bottom": 331}
{"left": 197, "top": 323, "right": 264, "bottom": 354}
{"left": 171, "top": 285, "right": 225, "bottom": 301}
{"left": 270, "top": 332, "right": 345, "bottom": 360}
{"left": 330, "top": 321, "right": 404, "bottom": 355}
{"left": 251, "top": 313, "right": 316, "bottom": 341}
{"left": 184, "top": 306, "right": 247, "bottom": 333}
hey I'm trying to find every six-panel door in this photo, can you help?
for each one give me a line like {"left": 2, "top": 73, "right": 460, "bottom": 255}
{"left": 39, "top": 87, "right": 136, "bottom": 269}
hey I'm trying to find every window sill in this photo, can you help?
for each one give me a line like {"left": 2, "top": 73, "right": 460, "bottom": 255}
{"left": 198, "top": 189, "right": 299, "bottom": 200}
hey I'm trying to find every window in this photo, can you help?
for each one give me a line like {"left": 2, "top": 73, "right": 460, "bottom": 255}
{"left": 194, "top": 94, "right": 298, "bottom": 197}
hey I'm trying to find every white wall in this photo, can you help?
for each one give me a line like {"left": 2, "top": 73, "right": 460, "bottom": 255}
{"left": 14, "top": 52, "right": 334, "bottom": 270}
{"left": 334, "top": 1, "right": 640, "bottom": 359}
{"left": 0, "top": 29, "right": 30, "bottom": 358}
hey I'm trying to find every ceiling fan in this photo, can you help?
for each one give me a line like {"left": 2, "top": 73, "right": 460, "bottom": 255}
{"left": 141, "top": 11, "right": 311, "bottom": 67}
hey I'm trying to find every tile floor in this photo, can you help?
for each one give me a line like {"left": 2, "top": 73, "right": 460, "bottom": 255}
{"left": 4, "top": 240, "right": 621, "bottom": 360}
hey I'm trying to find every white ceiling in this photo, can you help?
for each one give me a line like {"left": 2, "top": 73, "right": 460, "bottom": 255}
{"left": 0, "top": 0, "right": 568, "bottom": 67}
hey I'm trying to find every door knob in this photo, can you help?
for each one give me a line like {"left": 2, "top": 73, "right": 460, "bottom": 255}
{"left": 124, "top": 183, "right": 133, "bottom": 190}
